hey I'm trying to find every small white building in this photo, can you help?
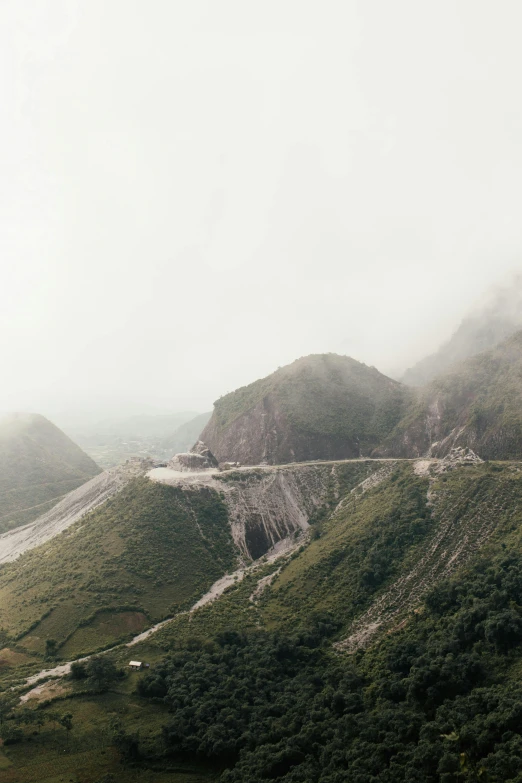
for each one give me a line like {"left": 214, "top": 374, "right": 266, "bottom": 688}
{"left": 129, "top": 660, "right": 142, "bottom": 671}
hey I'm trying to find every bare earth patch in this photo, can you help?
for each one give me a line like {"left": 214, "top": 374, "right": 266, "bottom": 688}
{"left": 20, "top": 678, "right": 70, "bottom": 704}
{"left": 0, "top": 647, "right": 33, "bottom": 669}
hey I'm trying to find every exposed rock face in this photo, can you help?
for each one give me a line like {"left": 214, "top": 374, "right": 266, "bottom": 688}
{"left": 191, "top": 440, "right": 218, "bottom": 465}
{"left": 168, "top": 453, "right": 211, "bottom": 471}
{"left": 149, "top": 460, "right": 380, "bottom": 561}
{"left": 200, "top": 394, "right": 362, "bottom": 465}
{"left": 221, "top": 465, "right": 334, "bottom": 560}
{"left": 200, "top": 354, "right": 410, "bottom": 465}
{"left": 436, "top": 447, "right": 484, "bottom": 472}
{"left": 168, "top": 441, "right": 218, "bottom": 472}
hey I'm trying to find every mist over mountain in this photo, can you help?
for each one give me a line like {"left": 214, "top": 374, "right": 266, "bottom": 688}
{"left": 4, "top": 1, "right": 522, "bottom": 779}
{"left": 0, "top": 413, "right": 100, "bottom": 533}
{"left": 200, "top": 353, "right": 410, "bottom": 464}
{"left": 379, "top": 329, "right": 522, "bottom": 459}
{"left": 61, "top": 411, "right": 201, "bottom": 468}
{"left": 402, "top": 275, "right": 522, "bottom": 386}
{"left": 162, "top": 412, "right": 212, "bottom": 455}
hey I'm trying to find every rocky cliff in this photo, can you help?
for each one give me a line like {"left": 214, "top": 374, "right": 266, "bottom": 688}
{"left": 215, "top": 461, "right": 378, "bottom": 560}
{"left": 149, "top": 460, "right": 380, "bottom": 561}
{"left": 199, "top": 354, "right": 410, "bottom": 465}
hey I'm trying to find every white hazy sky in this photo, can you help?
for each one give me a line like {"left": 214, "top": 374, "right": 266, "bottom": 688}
{"left": 1, "top": 0, "right": 522, "bottom": 418}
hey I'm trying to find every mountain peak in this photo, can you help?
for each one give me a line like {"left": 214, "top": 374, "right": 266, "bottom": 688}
{"left": 199, "top": 353, "right": 410, "bottom": 464}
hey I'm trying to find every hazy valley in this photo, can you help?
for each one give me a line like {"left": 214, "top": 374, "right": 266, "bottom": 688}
{"left": 3, "top": 302, "right": 522, "bottom": 782}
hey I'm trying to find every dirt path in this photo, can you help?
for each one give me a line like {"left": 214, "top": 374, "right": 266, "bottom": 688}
{"left": 18, "top": 529, "right": 303, "bottom": 700}
{"left": 16, "top": 457, "right": 423, "bottom": 699}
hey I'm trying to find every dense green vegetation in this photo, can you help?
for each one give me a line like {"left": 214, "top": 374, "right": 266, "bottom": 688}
{"left": 0, "top": 478, "right": 237, "bottom": 657}
{"left": 133, "top": 548, "right": 522, "bottom": 782}
{"left": 0, "top": 413, "right": 100, "bottom": 533}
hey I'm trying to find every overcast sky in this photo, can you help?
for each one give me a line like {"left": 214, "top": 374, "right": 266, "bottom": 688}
{"left": 1, "top": 0, "right": 522, "bottom": 419}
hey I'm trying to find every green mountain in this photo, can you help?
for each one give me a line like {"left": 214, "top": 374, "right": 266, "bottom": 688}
{"left": 0, "top": 461, "right": 375, "bottom": 659}
{"left": 116, "top": 458, "right": 522, "bottom": 782}
{"left": 5, "top": 346, "right": 522, "bottom": 781}
{"left": 3, "top": 457, "right": 522, "bottom": 782}
{"left": 402, "top": 276, "right": 522, "bottom": 386}
{"left": 379, "top": 330, "right": 522, "bottom": 459}
{"left": 0, "top": 413, "right": 100, "bottom": 533}
{"left": 200, "top": 353, "right": 411, "bottom": 464}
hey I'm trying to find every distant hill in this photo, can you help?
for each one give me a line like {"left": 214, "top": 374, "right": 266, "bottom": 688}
{"left": 0, "top": 413, "right": 101, "bottom": 533}
{"left": 402, "top": 276, "right": 522, "bottom": 386}
{"left": 64, "top": 411, "right": 201, "bottom": 468}
{"left": 379, "top": 330, "right": 522, "bottom": 459}
{"left": 162, "top": 411, "right": 212, "bottom": 455}
{"left": 200, "top": 353, "right": 411, "bottom": 464}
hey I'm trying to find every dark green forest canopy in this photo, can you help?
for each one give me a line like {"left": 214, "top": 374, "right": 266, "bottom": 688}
{"left": 138, "top": 551, "right": 522, "bottom": 782}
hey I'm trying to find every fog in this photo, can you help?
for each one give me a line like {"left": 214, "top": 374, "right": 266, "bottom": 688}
{"left": 1, "top": 1, "right": 522, "bottom": 421}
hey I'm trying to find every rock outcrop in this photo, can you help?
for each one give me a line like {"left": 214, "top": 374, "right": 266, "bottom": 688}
{"left": 149, "top": 460, "right": 380, "bottom": 561}
{"left": 436, "top": 446, "right": 484, "bottom": 472}
{"left": 168, "top": 441, "right": 218, "bottom": 472}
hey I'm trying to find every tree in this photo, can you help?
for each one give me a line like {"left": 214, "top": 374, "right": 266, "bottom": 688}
{"left": 0, "top": 721, "right": 23, "bottom": 745}
{"left": 59, "top": 712, "right": 73, "bottom": 747}
{"left": 86, "top": 656, "right": 119, "bottom": 692}
{"left": 109, "top": 715, "right": 140, "bottom": 761}
{"left": 70, "top": 660, "right": 87, "bottom": 680}
{"left": 45, "top": 638, "right": 58, "bottom": 659}
{"left": 0, "top": 692, "right": 16, "bottom": 726}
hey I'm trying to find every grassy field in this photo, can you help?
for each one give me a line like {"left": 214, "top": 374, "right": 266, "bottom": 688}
{"left": 0, "top": 478, "right": 237, "bottom": 659}
{"left": 0, "top": 683, "right": 219, "bottom": 783}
